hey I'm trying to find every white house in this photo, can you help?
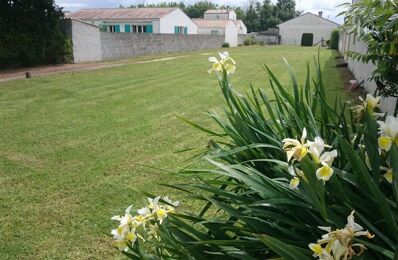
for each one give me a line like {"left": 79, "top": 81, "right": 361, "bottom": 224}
{"left": 193, "top": 19, "right": 239, "bottom": 46}
{"left": 66, "top": 8, "right": 197, "bottom": 35}
{"left": 234, "top": 20, "right": 247, "bottom": 34}
{"left": 193, "top": 9, "right": 247, "bottom": 47}
{"left": 204, "top": 9, "right": 237, "bottom": 20}
{"left": 278, "top": 12, "right": 339, "bottom": 45}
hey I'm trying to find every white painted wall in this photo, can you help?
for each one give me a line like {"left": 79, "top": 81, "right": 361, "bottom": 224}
{"left": 159, "top": 9, "right": 197, "bottom": 34}
{"left": 278, "top": 13, "right": 339, "bottom": 45}
{"left": 197, "top": 27, "right": 224, "bottom": 35}
{"left": 224, "top": 21, "right": 238, "bottom": 47}
{"left": 196, "top": 21, "right": 238, "bottom": 46}
{"left": 339, "top": 31, "right": 397, "bottom": 114}
{"left": 71, "top": 19, "right": 102, "bottom": 62}
{"left": 204, "top": 10, "right": 236, "bottom": 20}
{"left": 235, "top": 20, "right": 247, "bottom": 34}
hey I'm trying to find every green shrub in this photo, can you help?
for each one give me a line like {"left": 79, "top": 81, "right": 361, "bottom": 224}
{"left": 0, "top": 1, "right": 69, "bottom": 69}
{"left": 330, "top": 30, "right": 339, "bottom": 49}
{"left": 63, "top": 38, "right": 73, "bottom": 63}
{"left": 111, "top": 53, "right": 398, "bottom": 259}
{"left": 221, "top": 42, "right": 230, "bottom": 48}
{"left": 243, "top": 36, "right": 256, "bottom": 46}
{"left": 325, "top": 39, "right": 331, "bottom": 47}
{"left": 301, "top": 33, "right": 314, "bottom": 46}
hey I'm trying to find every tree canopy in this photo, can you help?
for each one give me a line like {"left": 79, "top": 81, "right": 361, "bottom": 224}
{"left": 0, "top": 0, "right": 70, "bottom": 69}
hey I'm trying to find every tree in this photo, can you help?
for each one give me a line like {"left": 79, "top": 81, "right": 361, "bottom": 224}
{"left": 243, "top": 4, "right": 260, "bottom": 32}
{"left": 275, "top": 0, "right": 296, "bottom": 22}
{"left": 234, "top": 7, "right": 246, "bottom": 20}
{"left": 258, "top": 0, "right": 276, "bottom": 30}
{"left": 185, "top": 1, "right": 217, "bottom": 18}
{"left": 0, "top": 0, "right": 69, "bottom": 68}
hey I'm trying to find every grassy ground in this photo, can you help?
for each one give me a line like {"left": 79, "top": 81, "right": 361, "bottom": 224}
{"left": 0, "top": 46, "right": 348, "bottom": 259}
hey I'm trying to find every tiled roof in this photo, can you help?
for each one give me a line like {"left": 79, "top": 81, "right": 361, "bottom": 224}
{"left": 192, "top": 19, "right": 232, "bottom": 28}
{"left": 66, "top": 8, "right": 177, "bottom": 20}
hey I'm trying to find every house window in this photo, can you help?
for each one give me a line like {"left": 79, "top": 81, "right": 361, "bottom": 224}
{"left": 107, "top": 25, "right": 120, "bottom": 32}
{"left": 131, "top": 25, "right": 148, "bottom": 33}
{"left": 174, "top": 26, "right": 187, "bottom": 35}
{"left": 211, "top": 30, "right": 218, "bottom": 35}
{"left": 109, "top": 25, "right": 116, "bottom": 32}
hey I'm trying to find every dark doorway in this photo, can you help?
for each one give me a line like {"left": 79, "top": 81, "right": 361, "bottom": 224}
{"left": 301, "top": 33, "right": 314, "bottom": 46}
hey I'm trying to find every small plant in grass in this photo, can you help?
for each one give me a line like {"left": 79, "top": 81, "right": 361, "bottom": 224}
{"left": 221, "top": 42, "right": 230, "bottom": 48}
{"left": 112, "top": 52, "right": 398, "bottom": 259}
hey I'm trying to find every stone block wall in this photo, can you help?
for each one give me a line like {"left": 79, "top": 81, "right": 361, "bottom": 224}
{"left": 100, "top": 33, "right": 225, "bottom": 60}
{"left": 69, "top": 19, "right": 236, "bottom": 62}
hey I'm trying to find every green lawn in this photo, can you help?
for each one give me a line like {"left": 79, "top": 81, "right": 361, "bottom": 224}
{"left": 0, "top": 46, "right": 348, "bottom": 259}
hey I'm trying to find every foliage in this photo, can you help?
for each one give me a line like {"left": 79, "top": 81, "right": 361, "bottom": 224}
{"left": 113, "top": 52, "right": 398, "bottom": 259}
{"left": 98, "top": 24, "right": 108, "bottom": 32}
{"left": 63, "top": 38, "right": 74, "bottom": 64}
{"left": 301, "top": 33, "right": 314, "bottom": 46}
{"left": 244, "top": 0, "right": 300, "bottom": 32}
{"left": 340, "top": 0, "right": 398, "bottom": 98}
{"left": 221, "top": 42, "right": 230, "bottom": 48}
{"left": 0, "top": 0, "right": 70, "bottom": 69}
{"left": 326, "top": 39, "right": 331, "bottom": 47}
{"left": 0, "top": 47, "right": 347, "bottom": 259}
{"left": 243, "top": 36, "right": 257, "bottom": 46}
{"left": 330, "top": 30, "right": 339, "bottom": 50}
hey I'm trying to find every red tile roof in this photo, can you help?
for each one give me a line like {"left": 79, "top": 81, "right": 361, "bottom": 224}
{"left": 66, "top": 8, "right": 177, "bottom": 20}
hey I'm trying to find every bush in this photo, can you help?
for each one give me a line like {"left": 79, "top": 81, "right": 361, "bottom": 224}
{"left": 330, "top": 30, "right": 339, "bottom": 49}
{"left": 0, "top": 1, "right": 69, "bottom": 69}
{"left": 301, "top": 33, "right": 314, "bottom": 46}
{"left": 325, "top": 39, "right": 331, "bottom": 47}
{"left": 111, "top": 53, "right": 398, "bottom": 259}
{"left": 243, "top": 36, "right": 256, "bottom": 46}
{"left": 221, "top": 42, "right": 230, "bottom": 48}
{"left": 63, "top": 38, "right": 74, "bottom": 63}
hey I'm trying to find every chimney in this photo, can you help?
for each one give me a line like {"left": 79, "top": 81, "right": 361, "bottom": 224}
{"left": 318, "top": 11, "right": 323, "bottom": 17}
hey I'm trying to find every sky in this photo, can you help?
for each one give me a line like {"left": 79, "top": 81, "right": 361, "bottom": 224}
{"left": 56, "top": 0, "right": 348, "bottom": 24}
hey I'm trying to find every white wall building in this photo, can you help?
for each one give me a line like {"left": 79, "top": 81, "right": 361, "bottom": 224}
{"left": 278, "top": 12, "right": 339, "bottom": 45}
{"left": 193, "top": 19, "right": 239, "bottom": 46}
{"left": 66, "top": 8, "right": 197, "bottom": 35}
{"left": 204, "top": 9, "right": 237, "bottom": 20}
{"left": 193, "top": 9, "right": 247, "bottom": 47}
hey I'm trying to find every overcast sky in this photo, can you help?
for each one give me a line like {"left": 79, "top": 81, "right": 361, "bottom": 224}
{"left": 56, "top": 0, "right": 347, "bottom": 24}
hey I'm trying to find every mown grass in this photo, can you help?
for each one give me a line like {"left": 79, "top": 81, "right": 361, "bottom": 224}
{"left": 0, "top": 46, "right": 348, "bottom": 259}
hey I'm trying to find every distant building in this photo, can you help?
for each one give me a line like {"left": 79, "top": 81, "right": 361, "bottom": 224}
{"left": 193, "top": 9, "right": 247, "bottom": 47}
{"left": 66, "top": 8, "right": 197, "bottom": 34}
{"left": 278, "top": 12, "right": 339, "bottom": 45}
{"left": 204, "top": 9, "right": 237, "bottom": 20}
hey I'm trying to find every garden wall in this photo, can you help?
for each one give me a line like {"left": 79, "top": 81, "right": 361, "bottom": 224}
{"left": 339, "top": 31, "right": 397, "bottom": 114}
{"left": 100, "top": 32, "right": 224, "bottom": 60}
{"left": 69, "top": 19, "right": 225, "bottom": 63}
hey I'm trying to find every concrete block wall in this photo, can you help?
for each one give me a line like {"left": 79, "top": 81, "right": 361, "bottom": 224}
{"left": 100, "top": 33, "right": 225, "bottom": 60}
{"left": 339, "top": 31, "right": 397, "bottom": 114}
{"left": 70, "top": 19, "right": 102, "bottom": 62}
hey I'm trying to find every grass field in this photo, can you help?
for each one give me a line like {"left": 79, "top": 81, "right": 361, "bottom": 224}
{"left": 0, "top": 46, "right": 349, "bottom": 259}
